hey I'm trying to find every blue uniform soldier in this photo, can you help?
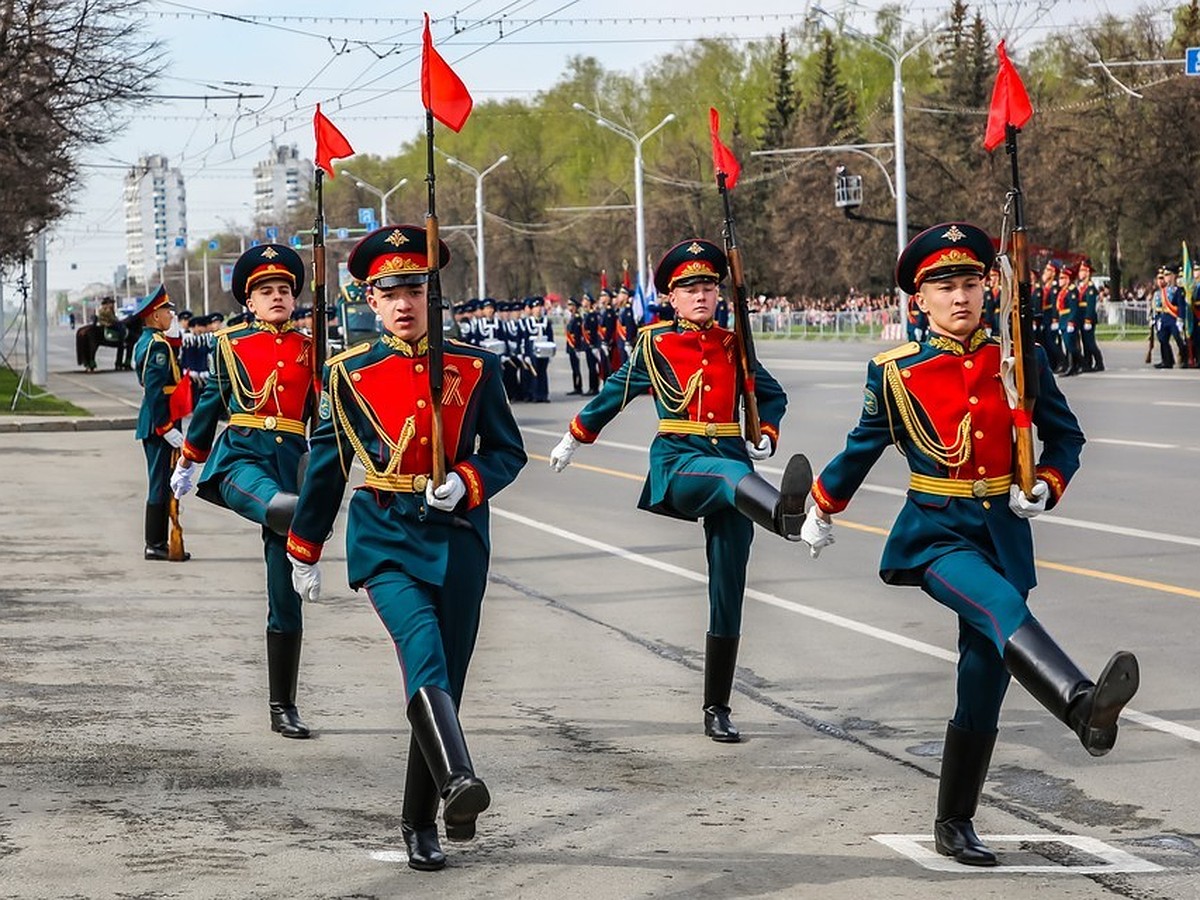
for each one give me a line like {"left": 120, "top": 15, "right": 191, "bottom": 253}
{"left": 133, "top": 285, "right": 190, "bottom": 561}
{"left": 802, "top": 223, "right": 1139, "bottom": 867}
{"left": 549, "top": 239, "right": 812, "bottom": 743}
{"left": 1152, "top": 264, "right": 1187, "bottom": 369}
{"left": 285, "top": 225, "right": 526, "bottom": 871}
{"left": 1073, "top": 258, "right": 1104, "bottom": 372}
{"left": 564, "top": 296, "right": 584, "bottom": 395}
{"left": 524, "top": 296, "right": 554, "bottom": 403}
{"left": 171, "top": 244, "right": 315, "bottom": 739}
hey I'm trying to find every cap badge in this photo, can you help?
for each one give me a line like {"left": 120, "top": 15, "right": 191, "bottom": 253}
{"left": 942, "top": 225, "right": 966, "bottom": 243}
{"left": 385, "top": 229, "right": 410, "bottom": 247}
{"left": 687, "top": 242, "right": 705, "bottom": 255}
{"left": 261, "top": 246, "right": 279, "bottom": 259}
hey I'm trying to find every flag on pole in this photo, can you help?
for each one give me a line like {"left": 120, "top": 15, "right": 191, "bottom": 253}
{"left": 600, "top": 268, "right": 609, "bottom": 292}
{"left": 633, "top": 278, "right": 657, "bottom": 325}
{"left": 983, "top": 40, "right": 1033, "bottom": 152}
{"left": 708, "top": 107, "right": 740, "bottom": 189}
{"left": 1183, "top": 241, "right": 1195, "bottom": 338}
{"left": 621, "top": 259, "right": 632, "bottom": 290}
{"left": 313, "top": 104, "right": 355, "bottom": 177}
{"left": 421, "top": 13, "right": 473, "bottom": 132}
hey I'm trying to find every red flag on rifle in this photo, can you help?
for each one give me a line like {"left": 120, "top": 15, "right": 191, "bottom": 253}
{"left": 709, "top": 107, "right": 740, "bottom": 189}
{"left": 313, "top": 104, "right": 355, "bottom": 176}
{"left": 169, "top": 374, "right": 194, "bottom": 421}
{"left": 421, "top": 13, "right": 473, "bottom": 132}
{"left": 983, "top": 40, "right": 1033, "bottom": 152}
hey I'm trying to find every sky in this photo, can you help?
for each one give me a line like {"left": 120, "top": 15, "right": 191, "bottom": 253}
{"left": 32, "top": 0, "right": 1165, "bottom": 299}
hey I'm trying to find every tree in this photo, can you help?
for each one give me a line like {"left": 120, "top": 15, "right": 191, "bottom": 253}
{"left": 0, "top": 0, "right": 162, "bottom": 267}
{"left": 760, "top": 32, "right": 799, "bottom": 150}
{"left": 804, "top": 31, "right": 861, "bottom": 144}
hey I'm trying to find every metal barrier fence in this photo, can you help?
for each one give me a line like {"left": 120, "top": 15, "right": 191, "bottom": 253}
{"left": 748, "top": 302, "right": 1159, "bottom": 341}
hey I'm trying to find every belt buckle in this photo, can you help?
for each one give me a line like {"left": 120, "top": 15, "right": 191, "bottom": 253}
{"left": 704, "top": 422, "right": 718, "bottom": 437}
{"left": 412, "top": 474, "right": 428, "bottom": 493}
{"left": 971, "top": 479, "right": 988, "bottom": 498}
{"left": 263, "top": 415, "right": 278, "bottom": 431}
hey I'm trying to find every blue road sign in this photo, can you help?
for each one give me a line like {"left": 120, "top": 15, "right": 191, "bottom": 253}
{"left": 265, "top": 226, "right": 279, "bottom": 241}
{"left": 174, "top": 236, "right": 186, "bottom": 248}
{"left": 208, "top": 239, "right": 220, "bottom": 251}
{"left": 337, "top": 228, "right": 349, "bottom": 239}
{"left": 291, "top": 235, "right": 303, "bottom": 248}
{"left": 1187, "top": 47, "right": 1200, "bottom": 76}
{"left": 358, "top": 207, "right": 376, "bottom": 226}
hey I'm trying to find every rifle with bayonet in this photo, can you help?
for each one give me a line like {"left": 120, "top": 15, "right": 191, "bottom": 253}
{"left": 715, "top": 171, "right": 761, "bottom": 445}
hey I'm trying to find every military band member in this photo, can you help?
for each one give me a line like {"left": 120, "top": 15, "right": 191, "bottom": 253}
{"left": 549, "top": 239, "right": 812, "bottom": 743}
{"left": 170, "top": 244, "right": 315, "bottom": 739}
{"left": 1073, "top": 258, "right": 1104, "bottom": 372}
{"left": 801, "top": 223, "right": 1139, "bottom": 867}
{"left": 524, "top": 295, "right": 554, "bottom": 403}
{"left": 284, "top": 225, "right": 526, "bottom": 871}
{"left": 134, "top": 285, "right": 189, "bottom": 561}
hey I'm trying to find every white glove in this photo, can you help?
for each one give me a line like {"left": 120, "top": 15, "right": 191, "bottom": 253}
{"left": 800, "top": 510, "right": 835, "bottom": 558}
{"left": 162, "top": 428, "right": 185, "bottom": 449}
{"left": 289, "top": 555, "right": 322, "bottom": 603}
{"left": 1083, "top": 321, "right": 1093, "bottom": 331}
{"left": 170, "top": 457, "right": 197, "bottom": 499}
{"left": 745, "top": 434, "right": 772, "bottom": 461}
{"left": 425, "top": 472, "right": 466, "bottom": 511}
{"left": 1008, "top": 479, "right": 1049, "bottom": 519}
{"left": 549, "top": 432, "right": 580, "bottom": 473}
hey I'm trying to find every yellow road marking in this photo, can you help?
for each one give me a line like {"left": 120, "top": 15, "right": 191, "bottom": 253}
{"left": 531, "top": 452, "right": 1200, "bottom": 600}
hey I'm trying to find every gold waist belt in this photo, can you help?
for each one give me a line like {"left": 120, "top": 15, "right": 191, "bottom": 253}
{"left": 362, "top": 472, "right": 432, "bottom": 493}
{"left": 228, "top": 413, "right": 307, "bottom": 436}
{"left": 909, "top": 473, "right": 1012, "bottom": 499}
{"left": 162, "top": 385, "right": 176, "bottom": 395}
{"left": 657, "top": 420, "right": 741, "bottom": 438}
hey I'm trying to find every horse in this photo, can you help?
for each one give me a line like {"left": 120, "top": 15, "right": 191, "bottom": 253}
{"left": 76, "top": 315, "right": 142, "bottom": 372}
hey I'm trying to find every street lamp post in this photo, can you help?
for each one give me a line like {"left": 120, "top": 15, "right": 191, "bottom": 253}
{"left": 340, "top": 170, "right": 409, "bottom": 226}
{"left": 572, "top": 104, "right": 676, "bottom": 292}
{"left": 443, "top": 153, "right": 509, "bottom": 299}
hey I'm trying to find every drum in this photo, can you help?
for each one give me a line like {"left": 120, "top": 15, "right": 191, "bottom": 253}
{"left": 480, "top": 338, "right": 505, "bottom": 356}
{"left": 533, "top": 340, "right": 557, "bottom": 359}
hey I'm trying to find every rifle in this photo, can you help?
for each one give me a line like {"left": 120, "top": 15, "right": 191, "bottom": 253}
{"left": 424, "top": 110, "right": 446, "bottom": 488}
{"left": 715, "top": 171, "right": 761, "bottom": 445}
{"left": 999, "top": 124, "right": 1039, "bottom": 498}
{"left": 312, "top": 169, "right": 329, "bottom": 394}
{"left": 167, "top": 449, "right": 187, "bottom": 561}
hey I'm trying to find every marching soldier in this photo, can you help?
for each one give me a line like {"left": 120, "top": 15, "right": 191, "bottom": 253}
{"left": 133, "top": 285, "right": 189, "bottom": 561}
{"left": 564, "top": 296, "right": 584, "bottom": 395}
{"left": 981, "top": 268, "right": 1001, "bottom": 335}
{"left": 1152, "top": 265, "right": 1187, "bottom": 369}
{"left": 1056, "top": 264, "right": 1081, "bottom": 376}
{"left": 1073, "top": 258, "right": 1104, "bottom": 372}
{"left": 1037, "top": 260, "right": 1063, "bottom": 373}
{"left": 801, "top": 223, "right": 1139, "bottom": 867}
{"left": 580, "top": 293, "right": 601, "bottom": 394}
{"left": 170, "top": 244, "right": 315, "bottom": 739}
{"left": 614, "top": 284, "right": 638, "bottom": 366}
{"left": 549, "top": 238, "right": 812, "bottom": 743}
{"left": 284, "top": 225, "right": 526, "bottom": 871}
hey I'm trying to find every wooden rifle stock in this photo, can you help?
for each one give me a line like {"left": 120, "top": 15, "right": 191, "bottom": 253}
{"left": 167, "top": 449, "right": 187, "bottom": 561}
{"left": 1008, "top": 227, "right": 1037, "bottom": 496}
{"left": 426, "top": 212, "right": 446, "bottom": 488}
{"left": 717, "top": 173, "right": 761, "bottom": 445}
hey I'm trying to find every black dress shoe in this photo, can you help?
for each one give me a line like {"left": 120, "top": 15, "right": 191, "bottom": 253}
{"left": 144, "top": 544, "right": 190, "bottom": 561}
{"left": 269, "top": 704, "right": 311, "bottom": 739}
{"left": 442, "top": 774, "right": 491, "bottom": 841}
{"left": 934, "top": 817, "right": 997, "bottom": 866}
{"left": 703, "top": 704, "right": 741, "bottom": 743}
{"left": 402, "top": 822, "right": 446, "bottom": 871}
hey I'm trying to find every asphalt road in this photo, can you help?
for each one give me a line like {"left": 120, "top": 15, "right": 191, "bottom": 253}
{"left": 1, "top": 331, "right": 1198, "bottom": 898}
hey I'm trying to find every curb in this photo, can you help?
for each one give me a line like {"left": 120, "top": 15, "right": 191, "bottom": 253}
{"left": 0, "top": 417, "right": 137, "bottom": 434}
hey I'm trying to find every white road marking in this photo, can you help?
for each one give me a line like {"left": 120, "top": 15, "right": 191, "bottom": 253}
{"left": 492, "top": 507, "right": 1200, "bottom": 747}
{"left": 872, "top": 834, "right": 1163, "bottom": 874}
{"left": 1154, "top": 400, "right": 1200, "bottom": 407}
{"left": 1088, "top": 437, "right": 1177, "bottom": 449}
{"left": 521, "top": 427, "right": 1200, "bottom": 548}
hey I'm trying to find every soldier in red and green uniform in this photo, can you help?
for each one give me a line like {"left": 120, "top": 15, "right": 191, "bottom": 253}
{"left": 1073, "top": 258, "right": 1104, "bottom": 372}
{"left": 801, "top": 223, "right": 1138, "bottom": 868}
{"left": 285, "top": 225, "right": 526, "bottom": 871}
{"left": 170, "top": 244, "right": 315, "bottom": 739}
{"left": 549, "top": 238, "right": 812, "bottom": 745}
{"left": 1037, "top": 260, "right": 1064, "bottom": 373}
{"left": 133, "top": 285, "right": 189, "bottom": 561}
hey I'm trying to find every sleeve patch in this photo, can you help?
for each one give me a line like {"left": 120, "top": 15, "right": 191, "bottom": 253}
{"left": 862, "top": 387, "right": 878, "bottom": 416}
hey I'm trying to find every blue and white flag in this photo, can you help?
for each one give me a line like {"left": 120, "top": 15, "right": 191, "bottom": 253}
{"left": 633, "top": 278, "right": 657, "bottom": 324}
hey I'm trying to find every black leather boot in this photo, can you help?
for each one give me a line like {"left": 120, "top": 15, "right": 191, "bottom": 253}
{"left": 1004, "top": 619, "right": 1138, "bottom": 757}
{"left": 401, "top": 735, "right": 446, "bottom": 871}
{"left": 265, "top": 492, "right": 298, "bottom": 536}
{"left": 934, "top": 723, "right": 998, "bottom": 866}
{"left": 144, "top": 502, "right": 171, "bottom": 560}
{"left": 703, "top": 633, "right": 741, "bottom": 743}
{"left": 267, "top": 631, "right": 311, "bottom": 739}
{"left": 733, "top": 454, "right": 812, "bottom": 540}
{"left": 407, "top": 687, "right": 490, "bottom": 841}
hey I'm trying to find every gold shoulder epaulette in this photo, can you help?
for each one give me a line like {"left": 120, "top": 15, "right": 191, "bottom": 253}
{"left": 328, "top": 342, "right": 372, "bottom": 366}
{"left": 643, "top": 320, "right": 673, "bottom": 330}
{"left": 873, "top": 341, "right": 921, "bottom": 366}
{"left": 215, "top": 322, "right": 250, "bottom": 337}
